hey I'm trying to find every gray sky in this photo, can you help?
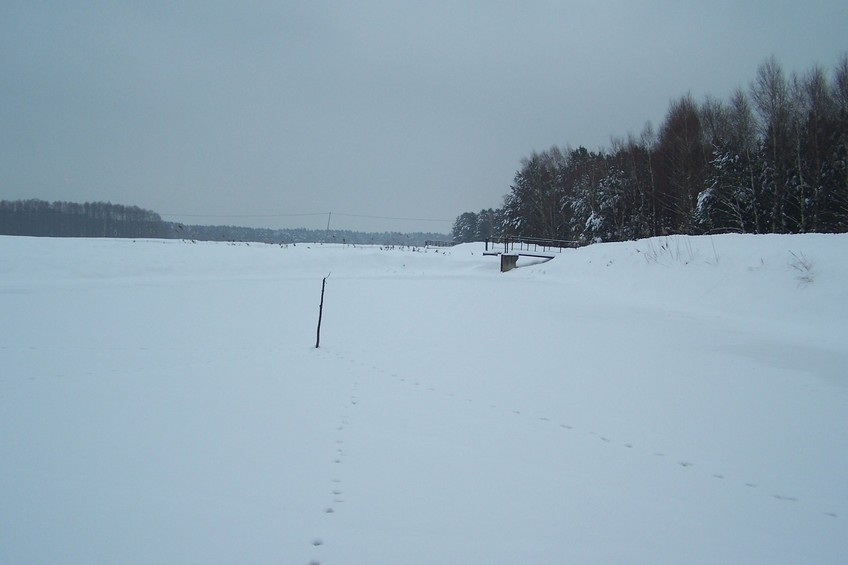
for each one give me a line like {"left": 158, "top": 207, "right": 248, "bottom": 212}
{"left": 2, "top": 1, "right": 846, "bottom": 233}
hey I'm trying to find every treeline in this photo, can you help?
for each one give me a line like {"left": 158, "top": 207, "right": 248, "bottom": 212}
{"left": 175, "top": 223, "right": 448, "bottom": 247}
{"left": 453, "top": 55, "right": 848, "bottom": 244}
{"left": 0, "top": 199, "right": 169, "bottom": 238}
{"left": 0, "top": 199, "right": 448, "bottom": 246}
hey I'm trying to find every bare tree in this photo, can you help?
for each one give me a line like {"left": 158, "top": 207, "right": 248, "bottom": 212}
{"left": 640, "top": 122, "right": 659, "bottom": 236}
{"left": 728, "top": 88, "right": 763, "bottom": 232}
{"left": 751, "top": 56, "right": 791, "bottom": 232}
{"left": 657, "top": 94, "right": 707, "bottom": 233}
{"left": 834, "top": 54, "right": 848, "bottom": 114}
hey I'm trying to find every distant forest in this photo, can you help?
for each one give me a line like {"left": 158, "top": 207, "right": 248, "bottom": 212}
{"left": 0, "top": 199, "right": 449, "bottom": 247}
{"left": 453, "top": 55, "right": 848, "bottom": 244}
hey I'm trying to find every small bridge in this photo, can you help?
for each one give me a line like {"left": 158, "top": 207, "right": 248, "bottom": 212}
{"left": 483, "top": 236, "right": 579, "bottom": 271}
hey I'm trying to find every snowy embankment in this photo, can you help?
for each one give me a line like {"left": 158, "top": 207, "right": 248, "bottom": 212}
{"left": 1, "top": 234, "right": 846, "bottom": 564}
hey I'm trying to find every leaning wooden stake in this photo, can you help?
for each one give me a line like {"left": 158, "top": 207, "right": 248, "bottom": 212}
{"left": 315, "top": 273, "right": 330, "bottom": 348}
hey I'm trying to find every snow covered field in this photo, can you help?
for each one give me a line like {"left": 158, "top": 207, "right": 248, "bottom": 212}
{"left": 2, "top": 233, "right": 846, "bottom": 564}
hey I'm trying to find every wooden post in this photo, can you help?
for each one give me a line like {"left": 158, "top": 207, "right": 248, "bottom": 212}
{"left": 315, "top": 273, "right": 330, "bottom": 348}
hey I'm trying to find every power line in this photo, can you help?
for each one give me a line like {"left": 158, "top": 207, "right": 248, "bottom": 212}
{"left": 160, "top": 211, "right": 452, "bottom": 223}
{"left": 332, "top": 212, "right": 452, "bottom": 223}
{"left": 160, "top": 212, "right": 328, "bottom": 218}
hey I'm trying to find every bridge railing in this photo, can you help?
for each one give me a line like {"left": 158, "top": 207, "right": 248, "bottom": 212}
{"left": 485, "top": 236, "right": 580, "bottom": 254}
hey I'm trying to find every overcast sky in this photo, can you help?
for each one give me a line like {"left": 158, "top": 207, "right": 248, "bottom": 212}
{"left": 2, "top": 1, "right": 846, "bottom": 233}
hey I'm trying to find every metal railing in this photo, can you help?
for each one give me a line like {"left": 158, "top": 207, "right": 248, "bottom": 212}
{"left": 485, "top": 236, "right": 580, "bottom": 254}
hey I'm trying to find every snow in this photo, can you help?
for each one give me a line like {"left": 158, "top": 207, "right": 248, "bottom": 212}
{"left": 1, "top": 233, "right": 846, "bottom": 564}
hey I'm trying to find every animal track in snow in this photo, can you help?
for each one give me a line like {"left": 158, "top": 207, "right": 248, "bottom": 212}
{"left": 347, "top": 356, "right": 843, "bottom": 523}
{"left": 311, "top": 373, "right": 361, "bottom": 562}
